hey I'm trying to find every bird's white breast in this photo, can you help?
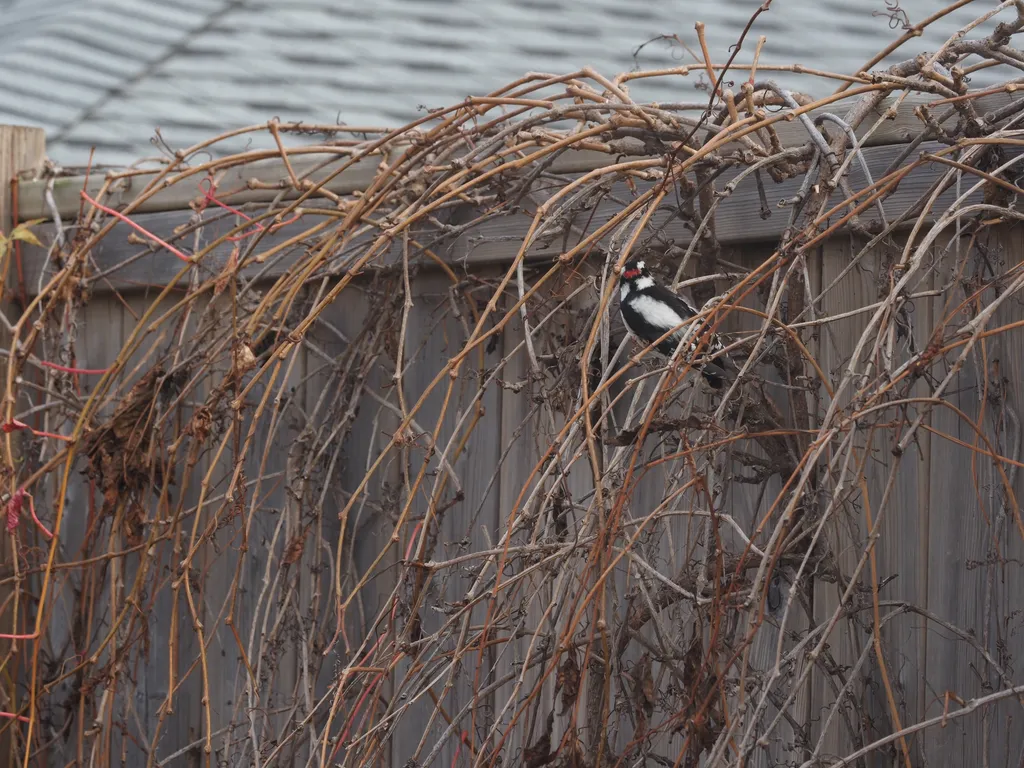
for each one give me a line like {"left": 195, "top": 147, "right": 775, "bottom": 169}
{"left": 629, "top": 294, "right": 686, "bottom": 330}
{"left": 619, "top": 275, "right": 654, "bottom": 302}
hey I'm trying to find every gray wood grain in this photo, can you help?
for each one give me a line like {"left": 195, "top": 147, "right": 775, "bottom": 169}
{"left": 36, "top": 299, "right": 131, "bottom": 764}
{"left": 810, "top": 235, "right": 871, "bottom": 764}
{"left": 922, "top": 228, "right": 1024, "bottom": 768}
{"left": 20, "top": 138, "right": 1020, "bottom": 297}
{"left": 386, "top": 271, "right": 506, "bottom": 767}
{"left": 814, "top": 235, "right": 937, "bottom": 766}
{"left": 23, "top": 226, "right": 1024, "bottom": 766}
{"left": 13, "top": 92, "right": 1023, "bottom": 222}
{"left": 310, "top": 281, "right": 400, "bottom": 767}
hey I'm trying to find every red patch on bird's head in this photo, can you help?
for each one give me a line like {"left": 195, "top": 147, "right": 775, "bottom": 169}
{"left": 622, "top": 268, "right": 641, "bottom": 280}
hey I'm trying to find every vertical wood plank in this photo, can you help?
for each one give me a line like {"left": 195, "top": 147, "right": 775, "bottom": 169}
{"left": 811, "top": 236, "right": 866, "bottom": 763}
{"left": 312, "top": 276, "right": 398, "bottom": 768}
{"left": 192, "top": 289, "right": 304, "bottom": 766}
{"left": 122, "top": 290, "right": 203, "bottom": 766}
{"left": 0, "top": 125, "right": 45, "bottom": 232}
{"left": 981, "top": 224, "right": 1024, "bottom": 768}
{"left": 489, "top": 304, "right": 536, "bottom": 765}
{"left": 30, "top": 297, "right": 123, "bottom": 765}
{"left": 0, "top": 124, "right": 45, "bottom": 766}
{"left": 730, "top": 262, "right": 811, "bottom": 768}
{"left": 386, "top": 269, "right": 505, "bottom": 768}
{"left": 812, "top": 234, "right": 933, "bottom": 766}
{"left": 924, "top": 225, "right": 1024, "bottom": 767}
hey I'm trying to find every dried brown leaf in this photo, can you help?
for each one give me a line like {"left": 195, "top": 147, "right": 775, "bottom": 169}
{"left": 523, "top": 709, "right": 554, "bottom": 768}
{"left": 214, "top": 246, "right": 238, "bottom": 296}
{"left": 231, "top": 342, "right": 257, "bottom": 379}
{"left": 282, "top": 526, "right": 308, "bottom": 566}
{"left": 557, "top": 646, "right": 580, "bottom": 716}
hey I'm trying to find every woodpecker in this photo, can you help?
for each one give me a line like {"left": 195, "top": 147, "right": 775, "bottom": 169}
{"left": 617, "top": 258, "right": 728, "bottom": 389}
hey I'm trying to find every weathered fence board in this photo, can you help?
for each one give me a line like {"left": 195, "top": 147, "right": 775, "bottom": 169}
{"left": 19, "top": 137, "right": 1023, "bottom": 295}
{"left": 813, "top": 233, "right": 934, "bottom": 767}
{"left": 310, "top": 282, "right": 398, "bottom": 767}
{"left": 922, "top": 227, "right": 1024, "bottom": 768}
{"left": 0, "top": 124, "right": 45, "bottom": 766}
{"left": 13, "top": 92, "right": 1023, "bottom": 223}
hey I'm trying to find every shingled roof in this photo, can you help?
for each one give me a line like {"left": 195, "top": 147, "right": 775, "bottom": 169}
{"left": 0, "top": 0, "right": 1012, "bottom": 167}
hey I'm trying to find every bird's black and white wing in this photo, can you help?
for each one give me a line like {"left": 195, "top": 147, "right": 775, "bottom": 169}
{"left": 617, "top": 262, "right": 728, "bottom": 388}
{"left": 620, "top": 283, "right": 698, "bottom": 352}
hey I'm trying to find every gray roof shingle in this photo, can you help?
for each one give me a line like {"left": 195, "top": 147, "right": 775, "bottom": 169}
{"left": 0, "top": 0, "right": 1016, "bottom": 167}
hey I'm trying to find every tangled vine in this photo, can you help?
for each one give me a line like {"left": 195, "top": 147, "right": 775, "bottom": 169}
{"left": 5, "top": 3, "right": 1024, "bottom": 767}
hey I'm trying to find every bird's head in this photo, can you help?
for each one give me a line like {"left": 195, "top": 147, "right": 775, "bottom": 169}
{"left": 620, "top": 259, "right": 650, "bottom": 283}
{"left": 618, "top": 259, "right": 654, "bottom": 299}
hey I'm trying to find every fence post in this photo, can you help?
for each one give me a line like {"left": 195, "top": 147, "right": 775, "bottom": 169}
{"left": 0, "top": 124, "right": 45, "bottom": 763}
{"left": 0, "top": 125, "right": 45, "bottom": 233}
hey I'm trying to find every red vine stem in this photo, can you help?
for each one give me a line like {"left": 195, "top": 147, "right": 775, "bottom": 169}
{"left": 80, "top": 190, "right": 192, "bottom": 263}
{"left": 198, "top": 178, "right": 302, "bottom": 241}
{"left": 37, "top": 360, "right": 109, "bottom": 375}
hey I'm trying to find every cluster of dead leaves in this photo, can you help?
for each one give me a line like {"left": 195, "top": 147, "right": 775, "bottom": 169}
{"left": 80, "top": 366, "right": 167, "bottom": 545}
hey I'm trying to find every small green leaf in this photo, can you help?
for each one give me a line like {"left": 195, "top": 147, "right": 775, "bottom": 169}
{"left": 9, "top": 222, "right": 42, "bottom": 248}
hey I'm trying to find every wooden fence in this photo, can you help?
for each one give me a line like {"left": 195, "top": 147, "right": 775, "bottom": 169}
{"left": 3, "top": 89, "right": 1024, "bottom": 768}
